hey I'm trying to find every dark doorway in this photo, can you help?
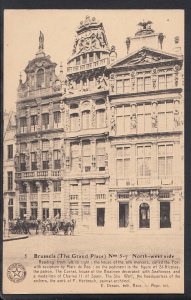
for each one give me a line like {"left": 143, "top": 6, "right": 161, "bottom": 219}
{"left": 119, "top": 203, "right": 129, "bottom": 227}
{"left": 139, "top": 203, "right": 150, "bottom": 228}
{"left": 160, "top": 202, "right": 171, "bottom": 228}
{"left": 8, "top": 207, "right": 13, "bottom": 220}
{"left": 42, "top": 208, "right": 49, "bottom": 220}
{"left": 53, "top": 208, "right": 61, "bottom": 218}
{"left": 97, "top": 208, "right": 105, "bottom": 227}
{"left": 20, "top": 208, "right": 26, "bottom": 220}
{"left": 31, "top": 208, "right": 38, "bottom": 219}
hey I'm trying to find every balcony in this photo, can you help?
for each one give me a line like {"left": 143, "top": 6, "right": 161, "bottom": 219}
{"left": 15, "top": 169, "right": 62, "bottom": 180}
{"left": 19, "top": 194, "right": 27, "bottom": 201}
{"left": 41, "top": 193, "right": 49, "bottom": 201}
{"left": 30, "top": 193, "right": 38, "bottom": 201}
{"left": 67, "top": 58, "right": 110, "bottom": 74}
{"left": 115, "top": 176, "right": 182, "bottom": 188}
{"left": 65, "top": 127, "right": 108, "bottom": 138}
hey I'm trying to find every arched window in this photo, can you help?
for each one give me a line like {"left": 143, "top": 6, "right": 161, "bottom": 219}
{"left": 139, "top": 203, "right": 150, "bottom": 228}
{"left": 36, "top": 68, "right": 44, "bottom": 88}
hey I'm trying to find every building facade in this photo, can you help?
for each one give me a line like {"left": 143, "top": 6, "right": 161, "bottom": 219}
{"left": 14, "top": 17, "right": 184, "bottom": 233}
{"left": 4, "top": 111, "right": 17, "bottom": 225}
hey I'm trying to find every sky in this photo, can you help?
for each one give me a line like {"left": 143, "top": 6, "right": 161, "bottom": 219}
{"left": 4, "top": 9, "right": 184, "bottom": 112}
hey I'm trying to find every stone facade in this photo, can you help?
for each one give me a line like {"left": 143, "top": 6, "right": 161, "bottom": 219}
{"left": 14, "top": 18, "right": 184, "bottom": 233}
{"left": 3, "top": 111, "right": 16, "bottom": 232}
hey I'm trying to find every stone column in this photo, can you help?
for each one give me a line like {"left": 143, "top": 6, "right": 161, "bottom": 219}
{"left": 36, "top": 181, "right": 42, "bottom": 220}
{"left": 60, "top": 100, "right": 65, "bottom": 129}
{"left": 3, "top": 195, "right": 9, "bottom": 236}
{"left": 49, "top": 140, "right": 53, "bottom": 170}
{"left": 130, "top": 144, "right": 136, "bottom": 186}
{"left": 150, "top": 190, "right": 159, "bottom": 231}
{"left": 152, "top": 101, "right": 158, "bottom": 134}
{"left": 91, "top": 139, "right": 96, "bottom": 172}
{"left": 90, "top": 181, "right": 96, "bottom": 232}
{"left": 15, "top": 183, "right": 20, "bottom": 218}
{"left": 24, "top": 182, "right": 30, "bottom": 219}
{"left": 48, "top": 180, "right": 53, "bottom": 219}
{"left": 26, "top": 106, "right": 31, "bottom": 133}
{"left": 49, "top": 101, "right": 54, "bottom": 129}
{"left": 130, "top": 103, "right": 137, "bottom": 135}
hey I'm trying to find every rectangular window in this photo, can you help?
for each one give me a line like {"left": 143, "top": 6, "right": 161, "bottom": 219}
{"left": 71, "top": 143, "right": 79, "bottom": 171}
{"left": 158, "top": 144, "right": 173, "bottom": 177}
{"left": 20, "top": 143, "right": 27, "bottom": 152}
{"left": 166, "top": 74, "right": 173, "bottom": 89}
{"left": 137, "top": 145, "right": 151, "bottom": 177}
{"left": 137, "top": 77, "right": 144, "bottom": 92}
{"left": 53, "top": 150, "right": 61, "bottom": 169}
{"left": 83, "top": 142, "right": 91, "bottom": 172}
{"left": 158, "top": 75, "right": 165, "bottom": 89}
{"left": 124, "top": 79, "right": 130, "bottom": 93}
{"left": 53, "top": 111, "right": 61, "bottom": 128}
{"left": 96, "top": 109, "right": 105, "bottom": 128}
{"left": 53, "top": 139, "right": 60, "bottom": 149}
{"left": 31, "top": 152, "right": 37, "bottom": 170}
{"left": 158, "top": 101, "right": 173, "bottom": 132}
{"left": 8, "top": 171, "right": 13, "bottom": 190}
{"left": 70, "top": 114, "right": 79, "bottom": 131}
{"left": 20, "top": 117, "right": 27, "bottom": 133}
{"left": 116, "top": 146, "right": 131, "bottom": 179}
{"left": 82, "top": 184, "right": 90, "bottom": 200}
{"left": 116, "top": 106, "right": 124, "bottom": 135}
{"left": 42, "top": 113, "right": 49, "bottom": 129}
{"left": 7, "top": 144, "right": 13, "bottom": 159}
{"left": 116, "top": 80, "right": 123, "bottom": 94}
{"left": 42, "top": 151, "right": 49, "bottom": 170}
{"left": 31, "top": 115, "right": 38, "bottom": 132}
{"left": 42, "top": 140, "right": 50, "bottom": 150}
{"left": 144, "top": 77, "right": 151, "bottom": 91}
{"left": 31, "top": 141, "right": 38, "bottom": 152}
{"left": 96, "top": 141, "right": 105, "bottom": 171}
{"left": 20, "top": 154, "right": 26, "bottom": 171}
{"left": 53, "top": 180, "right": 61, "bottom": 192}
{"left": 82, "top": 203, "right": 90, "bottom": 221}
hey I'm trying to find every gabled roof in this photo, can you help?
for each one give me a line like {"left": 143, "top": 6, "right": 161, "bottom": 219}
{"left": 108, "top": 46, "right": 183, "bottom": 69}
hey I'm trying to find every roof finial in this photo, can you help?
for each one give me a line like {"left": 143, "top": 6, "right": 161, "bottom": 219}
{"left": 39, "top": 30, "right": 44, "bottom": 51}
{"left": 60, "top": 62, "right": 63, "bottom": 74}
{"left": 19, "top": 72, "right": 22, "bottom": 84}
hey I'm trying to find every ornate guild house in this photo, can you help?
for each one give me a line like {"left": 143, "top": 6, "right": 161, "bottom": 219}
{"left": 14, "top": 16, "right": 183, "bottom": 233}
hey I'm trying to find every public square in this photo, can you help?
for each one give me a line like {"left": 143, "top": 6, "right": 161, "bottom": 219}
{"left": 3, "top": 231, "right": 183, "bottom": 259}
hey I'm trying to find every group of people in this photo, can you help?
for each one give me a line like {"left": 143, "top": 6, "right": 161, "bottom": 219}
{"left": 9, "top": 216, "right": 76, "bottom": 236}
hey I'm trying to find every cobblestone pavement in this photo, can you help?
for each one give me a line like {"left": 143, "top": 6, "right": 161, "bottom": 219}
{"left": 3, "top": 231, "right": 183, "bottom": 260}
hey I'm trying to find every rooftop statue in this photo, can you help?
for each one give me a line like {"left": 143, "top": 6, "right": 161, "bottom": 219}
{"left": 39, "top": 30, "right": 44, "bottom": 51}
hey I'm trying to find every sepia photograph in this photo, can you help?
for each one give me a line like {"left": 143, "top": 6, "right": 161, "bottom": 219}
{"left": 3, "top": 9, "right": 184, "bottom": 295}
